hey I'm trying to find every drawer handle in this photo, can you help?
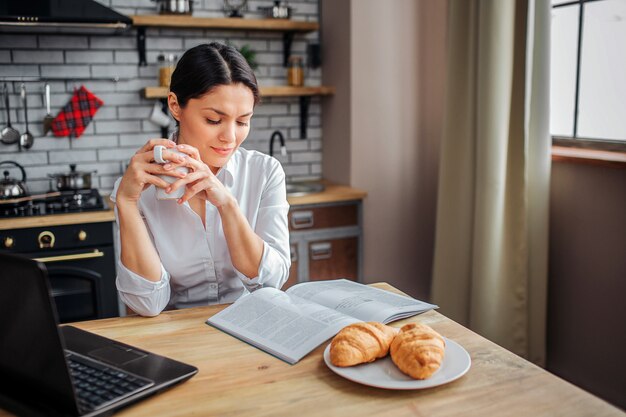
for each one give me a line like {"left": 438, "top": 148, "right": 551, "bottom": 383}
{"left": 33, "top": 249, "right": 104, "bottom": 263}
{"left": 291, "top": 211, "right": 314, "bottom": 229}
{"left": 38, "top": 231, "right": 55, "bottom": 249}
{"left": 310, "top": 242, "right": 332, "bottom": 260}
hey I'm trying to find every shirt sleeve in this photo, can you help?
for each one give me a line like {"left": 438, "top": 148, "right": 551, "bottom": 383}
{"left": 110, "top": 178, "right": 171, "bottom": 317}
{"left": 235, "top": 159, "right": 291, "bottom": 291}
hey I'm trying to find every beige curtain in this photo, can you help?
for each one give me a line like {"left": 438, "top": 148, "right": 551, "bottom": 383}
{"left": 432, "top": 0, "right": 551, "bottom": 365}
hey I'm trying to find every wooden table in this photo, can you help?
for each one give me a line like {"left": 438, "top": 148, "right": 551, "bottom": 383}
{"left": 1, "top": 283, "right": 622, "bottom": 417}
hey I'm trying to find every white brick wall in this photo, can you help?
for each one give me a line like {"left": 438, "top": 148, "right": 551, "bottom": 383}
{"left": 0, "top": 0, "right": 323, "bottom": 193}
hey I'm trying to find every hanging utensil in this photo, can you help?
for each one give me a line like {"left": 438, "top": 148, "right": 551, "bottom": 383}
{"left": 43, "top": 83, "right": 54, "bottom": 135}
{"left": 1, "top": 83, "right": 20, "bottom": 145}
{"left": 19, "top": 83, "right": 34, "bottom": 150}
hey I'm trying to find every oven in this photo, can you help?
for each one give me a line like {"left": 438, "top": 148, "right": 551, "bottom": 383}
{"left": 0, "top": 221, "right": 119, "bottom": 323}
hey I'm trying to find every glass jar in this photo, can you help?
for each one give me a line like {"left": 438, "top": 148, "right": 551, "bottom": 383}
{"left": 158, "top": 53, "right": 177, "bottom": 88}
{"left": 287, "top": 56, "right": 304, "bottom": 87}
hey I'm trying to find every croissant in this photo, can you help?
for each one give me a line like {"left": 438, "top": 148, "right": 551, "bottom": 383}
{"left": 390, "top": 322, "right": 446, "bottom": 379}
{"left": 329, "top": 322, "right": 399, "bottom": 367}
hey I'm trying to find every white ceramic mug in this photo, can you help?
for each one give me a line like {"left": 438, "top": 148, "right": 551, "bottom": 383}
{"left": 153, "top": 145, "right": 189, "bottom": 200}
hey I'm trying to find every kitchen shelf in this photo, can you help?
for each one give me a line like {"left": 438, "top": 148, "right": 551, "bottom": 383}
{"left": 143, "top": 85, "right": 335, "bottom": 99}
{"left": 130, "top": 15, "right": 319, "bottom": 67}
{"left": 145, "top": 86, "right": 335, "bottom": 139}
{"left": 130, "top": 15, "right": 319, "bottom": 32}
{"left": 260, "top": 86, "right": 335, "bottom": 97}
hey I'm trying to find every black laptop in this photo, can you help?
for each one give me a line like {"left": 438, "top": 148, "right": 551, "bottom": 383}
{"left": 0, "top": 252, "right": 198, "bottom": 417}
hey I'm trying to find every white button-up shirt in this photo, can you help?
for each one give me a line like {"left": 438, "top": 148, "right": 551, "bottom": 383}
{"left": 110, "top": 147, "right": 291, "bottom": 316}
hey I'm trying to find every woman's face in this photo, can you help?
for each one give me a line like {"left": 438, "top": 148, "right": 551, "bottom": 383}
{"left": 169, "top": 83, "right": 255, "bottom": 174}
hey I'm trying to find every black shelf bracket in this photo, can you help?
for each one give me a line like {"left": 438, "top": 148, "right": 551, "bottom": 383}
{"left": 160, "top": 98, "right": 169, "bottom": 138}
{"left": 283, "top": 32, "right": 295, "bottom": 67}
{"left": 137, "top": 27, "right": 147, "bottom": 67}
{"left": 299, "top": 96, "right": 311, "bottom": 139}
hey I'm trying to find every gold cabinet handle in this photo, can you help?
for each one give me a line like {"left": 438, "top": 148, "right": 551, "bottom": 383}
{"left": 77, "top": 230, "right": 87, "bottom": 241}
{"left": 3, "top": 236, "right": 14, "bottom": 248}
{"left": 33, "top": 249, "right": 104, "bottom": 263}
{"left": 38, "top": 231, "right": 55, "bottom": 249}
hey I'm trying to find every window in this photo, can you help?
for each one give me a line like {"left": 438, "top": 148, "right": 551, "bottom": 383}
{"left": 550, "top": 0, "right": 626, "bottom": 150}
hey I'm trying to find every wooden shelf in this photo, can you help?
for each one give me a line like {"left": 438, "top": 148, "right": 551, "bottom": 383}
{"left": 144, "top": 85, "right": 333, "bottom": 139}
{"left": 131, "top": 15, "right": 319, "bottom": 68}
{"left": 260, "top": 86, "right": 335, "bottom": 97}
{"left": 134, "top": 16, "right": 326, "bottom": 139}
{"left": 143, "top": 86, "right": 335, "bottom": 99}
{"left": 130, "top": 15, "right": 319, "bottom": 32}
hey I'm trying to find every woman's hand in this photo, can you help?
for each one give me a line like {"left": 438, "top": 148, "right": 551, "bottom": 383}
{"left": 116, "top": 138, "right": 188, "bottom": 206}
{"left": 166, "top": 144, "right": 233, "bottom": 207}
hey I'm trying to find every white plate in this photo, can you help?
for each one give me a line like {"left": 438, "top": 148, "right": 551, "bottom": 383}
{"left": 323, "top": 338, "right": 471, "bottom": 390}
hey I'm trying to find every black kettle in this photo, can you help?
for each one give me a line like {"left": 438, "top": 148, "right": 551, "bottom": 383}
{"left": 0, "top": 161, "right": 28, "bottom": 199}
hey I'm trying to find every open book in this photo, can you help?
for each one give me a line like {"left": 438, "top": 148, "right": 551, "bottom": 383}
{"left": 206, "top": 279, "right": 437, "bottom": 364}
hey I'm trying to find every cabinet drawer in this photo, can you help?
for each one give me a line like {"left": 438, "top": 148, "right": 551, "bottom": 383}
{"left": 288, "top": 203, "right": 358, "bottom": 231}
{"left": 309, "top": 237, "right": 358, "bottom": 281}
{"left": 0, "top": 222, "right": 113, "bottom": 253}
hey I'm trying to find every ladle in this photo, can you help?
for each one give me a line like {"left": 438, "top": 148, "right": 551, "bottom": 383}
{"left": 19, "top": 83, "right": 34, "bottom": 150}
{"left": 0, "top": 83, "right": 20, "bottom": 145}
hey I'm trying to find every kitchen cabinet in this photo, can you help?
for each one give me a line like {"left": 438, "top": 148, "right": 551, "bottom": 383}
{"left": 285, "top": 200, "right": 362, "bottom": 289}
{"left": 0, "top": 221, "right": 119, "bottom": 323}
{"left": 284, "top": 242, "right": 299, "bottom": 289}
{"left": 308, "top": 237, "right": 358, "bottom": 282}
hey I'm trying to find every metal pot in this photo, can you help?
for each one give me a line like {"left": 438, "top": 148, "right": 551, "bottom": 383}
{"left": 48, "top": 164, "right": 96, "bottom": 191}
{"left": 0, "top": 161, "right": 29, "bottom": 199}
{"left": 152, "top": 0, "right": 194, "bottom": 15}
{"left": 258, "top": 1, "right": 293, "bottom": 19}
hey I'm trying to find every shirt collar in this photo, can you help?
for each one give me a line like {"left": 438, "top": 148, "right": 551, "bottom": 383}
{"left": 218, "top": 152, "right": 236, "bottom": 187}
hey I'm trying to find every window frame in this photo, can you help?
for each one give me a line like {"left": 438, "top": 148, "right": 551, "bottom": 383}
{"left": 551, "top": 0, "right": 626, "bottom": 153}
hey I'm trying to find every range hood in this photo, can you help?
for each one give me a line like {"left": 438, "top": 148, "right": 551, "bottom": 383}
{"left": 0, "top": 0, "right": 132, "bottom": 33}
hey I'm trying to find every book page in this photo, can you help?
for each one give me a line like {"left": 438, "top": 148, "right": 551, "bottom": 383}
{"left": 207, "top": 287, "right": 358, "bottom": 364}
{"left": 286, "top": 279, "right": 437, "bottom": 323}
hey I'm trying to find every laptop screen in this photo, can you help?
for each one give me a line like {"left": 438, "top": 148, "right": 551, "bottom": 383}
{"left": 0, "top": 253, "right": 79, "bottom": 414}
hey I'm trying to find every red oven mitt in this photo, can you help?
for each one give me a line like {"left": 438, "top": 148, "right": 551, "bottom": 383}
{"left": 51, "top": 86, "right": 104, "bottom": 139}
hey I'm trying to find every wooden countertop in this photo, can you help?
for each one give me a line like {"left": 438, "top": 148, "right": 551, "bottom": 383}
{"left": 287, "top": 182, "right": 367, "bottom": 206}
{"left": 0, "top": 202, "right": 115, "bottom": 231}
{"left": 1, "top": 283, "right": 620, "bottom": 417}
{"left": 0, "top": 183, "right": 365, "bottom": 230}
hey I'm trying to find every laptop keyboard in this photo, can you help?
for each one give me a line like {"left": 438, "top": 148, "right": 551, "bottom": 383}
{"left": 66, "top": 352, "right": 154, "bottom": 412}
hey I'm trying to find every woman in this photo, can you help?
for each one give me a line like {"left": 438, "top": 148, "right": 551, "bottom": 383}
{"left": 111, "top": 43, "right": 290, "bottom": 316}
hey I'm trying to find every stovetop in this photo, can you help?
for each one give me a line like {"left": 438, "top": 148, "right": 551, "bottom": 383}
{"left": 0, "top": 189, "right": 108, "bottom": 218}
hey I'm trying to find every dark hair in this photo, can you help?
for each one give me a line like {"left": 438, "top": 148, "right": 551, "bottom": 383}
{"left": 170, "top": 42, "right": 260, "bottom": 107}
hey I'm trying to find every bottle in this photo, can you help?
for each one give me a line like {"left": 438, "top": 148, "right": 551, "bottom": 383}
{"left": 287, "top": 56, "right": 304, "bottom": 87}
{"left": 158, "top": 53, "right": 177, "bottom": 88}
